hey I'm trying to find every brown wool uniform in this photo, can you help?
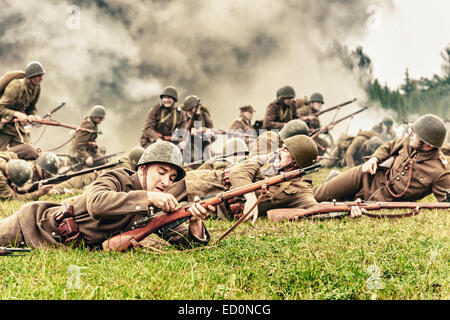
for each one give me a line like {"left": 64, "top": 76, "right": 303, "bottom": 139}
{"left": 183, "top": 106, "right": 215, "bottom": 164}
{"left": 297, "top": 104, "right": 330, "bottom": 155}
{"left": 314, "top": 136, "right": 450, "bottom": 203}
{"left": 262, "top": 99, "right": 297, "bottom": 130}
{"left": 68, "top": 116, "right": 102, "bottom": 167}
{"left": 227, "top": 156, "right": 318, "bottom": 218}
{"left": 0, "top": 168, "right": 210, "bottom": 248}
{"left": 140, "top": 103, "right": 186, "bottom": 148}
{"left": 0, "top": 78, "right": 40, "bottom": 150}
{"left": 323, "top": 130, "right": 378, "bottom": 168}
{"left": 0, "top": 152, "right": 42, "bottom": 201}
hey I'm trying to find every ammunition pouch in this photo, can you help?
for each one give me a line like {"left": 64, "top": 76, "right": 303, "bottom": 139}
{"left": 54, "top": 203, "right": 83, "bottom": 247}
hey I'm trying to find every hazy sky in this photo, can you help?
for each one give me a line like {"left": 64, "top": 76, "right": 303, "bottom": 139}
{"left": 349, "top": 0, "right": 450, "bottom": 89}
{"left": 0, "top": 0, "right": 448, "bottom": 153}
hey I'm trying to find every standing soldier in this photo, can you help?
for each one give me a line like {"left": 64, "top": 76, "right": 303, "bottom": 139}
{"left": 297, "top": 92, "right": 331, "bottom": 156}
{"left": 262, "top": 85, "right": 298, "bottom": 130}
{"left": 68, "top": 105, "right": 105, "bottom": 170}
{"left": 0, "top": 61, "right": 45, "bottom": 150}
{"left": 229, "top": 105, "right": 257, "bottom": 147}
{"left": 314, "top": 114, "right": 450, "bottom": 203}
{"left": 229, "top": 105, "right": 256, "bottom": 132}
{"left": 371, "top": 115, "right": 397, "bottom": 142}
{"left": 179, "top": 95, "right": 216, "bottom": 165}
{"left": 139, "top": 86, "right": 186, "bottom": 148}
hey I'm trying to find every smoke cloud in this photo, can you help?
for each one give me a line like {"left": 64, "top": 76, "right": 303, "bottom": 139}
{"left": 0, "top": 0, "right": 390, "bottom": 154}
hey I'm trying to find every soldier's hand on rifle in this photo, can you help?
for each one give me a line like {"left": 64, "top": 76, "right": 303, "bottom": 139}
{"left": 243, "top": 192, "right": 259, "bottom": 224}
{"left": 349, "top": 198, "right": 367, "bottom": 218}
{"left": 85, "top": 157, "right": 94, "bottom": 166}
{"left": 147, "top": 192, "right": 179, "bottom": 213}
{"left": 13, "top": 111, "right": 30, "bottom": 123}
{"left": 36, "top": 182, "right": 55, "bottom": 197}
{"left": 362, "top": 157, "right": 378, "bottom": 175}
{"left": 188, "top": 196, "right": 215, "bottom": 222}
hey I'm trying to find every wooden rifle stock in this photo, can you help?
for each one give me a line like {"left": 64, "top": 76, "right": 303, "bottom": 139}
{"left": 102, "top": 162, "right": 322, "bottom": 252}
{"left": 268, "top": 201, "right": 450, "bottom": 223}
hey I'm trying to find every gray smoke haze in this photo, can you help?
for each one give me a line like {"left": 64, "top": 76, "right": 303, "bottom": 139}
{"left": 0, "top": 0, "right": 391, "bottom": 154}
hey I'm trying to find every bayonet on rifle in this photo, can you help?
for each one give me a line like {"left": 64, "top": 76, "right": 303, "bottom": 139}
{"left": 42, "top": 102, "right": 66, "bottom": 119}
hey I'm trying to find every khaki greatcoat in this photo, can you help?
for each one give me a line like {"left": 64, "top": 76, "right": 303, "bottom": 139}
{"left": 0, "top": 78, "right": 40, "bottom": 150}
{"left": 314, "top": 136, "right": 450, "bottom": 202}
{"left": 0, "top": 168, "right": 210, "bottom": 248}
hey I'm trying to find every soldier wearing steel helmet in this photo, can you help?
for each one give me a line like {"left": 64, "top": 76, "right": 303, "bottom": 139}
{"left": 297, "top": 92, "right": 332, "bottom": 156}
{"left": 178, "top": 95, "right": 216, "bottom": 165}
{"left": 371, "top": 115, "right": 397, "bottom": 142}
{"left": 0, "top": 61, "right": 46, "bottom": 150}
{"left": 226, "top": 134, "right": 320, "bottom": 222}
{"left": 196, "top": 137, "right": 249, "bottom": 171}
{"left": 314, "top": 114, "right": 450, "bottom": 210}
{"left": 140, "top": 86, "right": 187, "bottom": 148}
{"left": 323, "top": 130, "right": 382, "bottom": 169}
{"left": 249, "top": 119, "right": 309, "bottom": 159}
{"left": 262, "top": 85, "right": 298, "bottom": 130}
{"left": 68, "top": 105, "right": 106, "bottom": 170}
{"left": 0, "top": 140, "right": 215, "bottom": 249}
{"left": 0, "top": 152, "right": 53, "bottom": 201}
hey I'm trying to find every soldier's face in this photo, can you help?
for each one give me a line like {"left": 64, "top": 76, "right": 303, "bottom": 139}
{"left": 242, "top": 111, "right": 253, "bottom": 121}
{"left": 161, "top": 96, "right": 175, "bottom": 108}
{"left": 92, "top": 117, "right": 104, "bottom": 124}
{"left": 140, "top": 163, "right": 178, "bottom": 192}
{"left": 310, "top": 102, "right": 323, "bottom": 111}
{"left": 274, "top": 146, "right": 295, "bottom": 171}
{"left": 28, "top": 75, "right": 43, "bottom": 87}
{"left": 282, "top": 98, "right": 294, "bottom": 105}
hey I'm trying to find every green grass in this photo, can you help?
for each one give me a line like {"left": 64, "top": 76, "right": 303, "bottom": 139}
{"left": 0, "top": 169, "right": 448, "bottom": 300}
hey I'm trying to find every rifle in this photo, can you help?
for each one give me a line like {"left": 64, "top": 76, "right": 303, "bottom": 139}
{"left": 41, "top": 102, "right": 66, "bottom": 119}
{"left": 301, "top": 98, "right": 357, "bottom": 121}
{"left": 21, "top": 160, "right": 123, "bottom": 193}
{"left": 60, "top": 152, "right": 124, "bottom": 174}
{"left": 198, "top": 128, "right": 257, "bottom": 139}
{"left": 12, "top": 118, "right": 100, "bottom": 134}
{"left": 268, "top": 199, "right": 450, "bottom": 223}
{"left": 310, "top": 106, "right": 368, "bottom": 140}
{"left": 102, "top": 162, "right": 323, "bottom": 252}
{"left": 0, "top": 247, "right": 31, "bottom": 256}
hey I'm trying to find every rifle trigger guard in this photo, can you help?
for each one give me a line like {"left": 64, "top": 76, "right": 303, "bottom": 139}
{"left": 261, "top": 183, "right": 269, "bottom": 196}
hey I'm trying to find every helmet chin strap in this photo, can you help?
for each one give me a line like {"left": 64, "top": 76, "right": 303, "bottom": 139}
{"left": 278, "top": 160, "right": 297, "bottom": 172}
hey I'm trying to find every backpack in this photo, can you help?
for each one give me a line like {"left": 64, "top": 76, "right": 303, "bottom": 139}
{"left": 0, "top": 70, "right": 26, "bottom": 97}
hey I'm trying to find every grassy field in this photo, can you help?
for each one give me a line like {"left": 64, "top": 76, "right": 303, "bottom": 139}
{"left": 0, "top": 168, "right": 449, "bottom": 300}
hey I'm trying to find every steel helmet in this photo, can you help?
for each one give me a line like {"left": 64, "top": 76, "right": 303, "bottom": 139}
{"left": 7, "top": 159, "right": 33, "bottom": 187}
{"left": 25, "top": 61, "right": 46, "bottom": 78}
{"left": 283, "top": 135, "right": 318, "bottom": 168}
{"left": 276, "top": 86, "right": 296, "bottom": 99}
{"left": 160, "top": 86, "right": 178, "bottom": 102}
{"left": 136, "top": 140, "right": 185, "bottom": 181}
{"left": 411, "top": 114, "right": 447, "bottom": 148}
{"left": 36, "top": 152, "right": 60, "bottom": 176}
{"left": 89, "top": 105, "right": 106, "bottom": 118}
{"left": 280, "top": 119, "right": 309, "bottom": 140}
